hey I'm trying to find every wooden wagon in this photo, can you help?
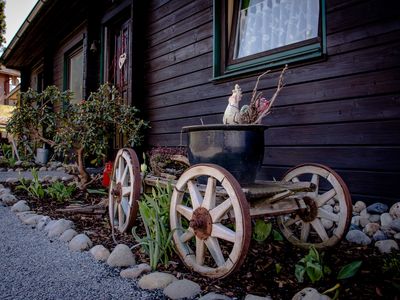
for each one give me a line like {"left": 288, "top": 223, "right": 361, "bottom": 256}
{"left": 108, "top": 126, "right": 352, "bottom": 279}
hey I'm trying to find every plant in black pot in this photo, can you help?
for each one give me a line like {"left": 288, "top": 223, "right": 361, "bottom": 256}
{"left": 183, "top": 65, "right": 288, "bottom": 185}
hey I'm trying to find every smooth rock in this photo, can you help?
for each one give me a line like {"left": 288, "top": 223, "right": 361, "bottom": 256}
{"left": 6, "top": 177, "right": 19, "bottom": 184}
{"left": 17, "top": 211, "right": 35, "bottom": 222}
{"left": 107, "top": 244, "right": 136, "bottom": 267}
{"left": 43, "top": 175, "right": 52, "bottom": 182}
{"left": 389, "top": 202, "right": 400, "bottom": 219}
{"left": 69, "top": 234, "right": 92, "bottom": 251}
{"left": 39, "top": 166, "right": 47, "bottom": 171}
{"left": 381, "top": 226, "right": 396, "bottom": 239}
{"left": 1, "top": 194, "right": 18, "bottom": 205}
{"left": 322, "top": 205, "right": 333, "bottom": 212}
{"left": 59, "top": 229, "right": 78, "bottom": 242}
{"left": 120, "top": 263, "right": 151, "bottom": 279}
{"left": 7, "top": 168, "right": 13, "bottom": 172}
{"left": 327, "top": 199, "right": 336, "bottom": 206}
{"left": 23, "top": 214, "right": 43, "bottom": 225}
{"left": 375, "top": 239, "right": 399, "bottom": 254}
{"left": 363, "top": 223, "right": 380, "bottom": 236}
{"left": 390, "top": 219, "right": 400, "bottom": 232}
{"left": 368, "top": 214, "right": 381, "bottom": 223}
{"left": 360, "top": 208, "right": 370, "bottom": 218}
{"left": 163, "top": 279, "right": 201, "bottom": 300}
{"left": 0, "top": 187, "right": 10, "bottom": 196}
{"left": 367, "top": 202, "right": 388, "bottom": 214}
{"left": 138, "top": 272, "right": 177, "bottom": 290}
{"left": 353, "top": 201, "right": 366, "bottom": 214}
{"left": 245, "top": 295, "right": 273, "bottom": 300}
{"left": 394, "top": 233, "right": 400, "bottom": 241}
{"left": 333, "top": 204, "right": 340, "bottom": 213}
{"left": 14, "top": 160, "right": 23, "bottom": 166}
{"left": 346, "top": 230, "right": 371, "bottom": 245}
{"left": 198, "top": 292, "right": 232, "bottom": 300}
{"left": 56, "top": 167, "right": 66, "bottom": 172}
{"left": 351, "top": 216, "right": 360, "bottom": 226}
{"left": 89, "top": 245, "right": 111, "bottom": 262}
{"left": 321, "top": 218, "right": 334, "bottom": 230}
{"left": 381, "top": 213, "right": 393, "bottom": 227}
{"left": 11, "top": 200, "right": 30, "bottom": 212}
{"left": 349, "top": 224, "right": 361, "bottom": 231}
{"left": 373, "top": 230, "right": 387, "bottom": 242}
{"left": 292, "top": 287, "right": 331, "bottom": 300}
{"left": 37, "top": 216, "right": 51, "bottom": 230}
{"left": 359, "top": 217, "right": 370, "bottom": 228}
{"left": 47, "top": 219, "right": 74, "bottom": 238}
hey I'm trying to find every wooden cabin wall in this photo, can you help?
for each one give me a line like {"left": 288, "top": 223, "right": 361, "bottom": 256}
{"left": 143, "top": 0, "right": 400, "bottom": 204}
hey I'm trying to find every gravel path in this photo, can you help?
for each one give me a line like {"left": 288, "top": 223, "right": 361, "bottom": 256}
{"left": 0, "top": 206, "right": 164, "bottom": 300}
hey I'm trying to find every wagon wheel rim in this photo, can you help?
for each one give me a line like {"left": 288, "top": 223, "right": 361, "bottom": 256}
{"left": 277, "top": 163, "right": 352, "bottom": 249}
{"left": 170, "top": 164, "right": 251, "bottom": 279}
{"left": 108, "top": 148, "right": 141, "bottom": 233}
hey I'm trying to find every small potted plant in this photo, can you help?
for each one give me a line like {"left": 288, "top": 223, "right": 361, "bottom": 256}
{"left": 183, "top": 65, "right": 288, "bottom": 185}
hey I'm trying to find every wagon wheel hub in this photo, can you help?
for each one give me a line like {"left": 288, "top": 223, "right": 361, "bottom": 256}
{"left": 112, "top": 182, "right": 123, "bottom": 203}
{"left": 298, "top": 196, "right": 318, "bottom": 222}
{"left": 190, "top": 207, "right": 212, "bottom": 240}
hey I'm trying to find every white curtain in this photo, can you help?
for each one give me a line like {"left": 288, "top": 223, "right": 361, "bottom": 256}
{"left": 235, "top": 0, "right": 319, "bottom": 59}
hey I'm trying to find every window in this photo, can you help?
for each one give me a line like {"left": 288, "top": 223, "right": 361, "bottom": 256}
{"left": 65, "top": 46, "right": 83, "bottom": 104}
{"left": 213, "top": 0, "right": 326, "bottom": 79}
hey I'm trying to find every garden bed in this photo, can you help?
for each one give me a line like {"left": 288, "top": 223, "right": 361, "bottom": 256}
{"left": 9, "top": 183, "right": 399, "bottom": 300}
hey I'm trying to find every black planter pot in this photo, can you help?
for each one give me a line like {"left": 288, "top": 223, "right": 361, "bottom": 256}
{"left": 183, "top": 124, "right": 266, "bottom": 185}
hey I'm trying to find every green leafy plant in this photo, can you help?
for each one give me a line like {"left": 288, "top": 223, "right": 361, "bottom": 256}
{"left": 383, "top": 253, "right": 400, "bottom": 276}
{"left": 7, "top": 84, "right": 148, "bottom": 187}
{"left": 16, "top": 168, "right": 45, "bottom": 200}
{"left": 337, "top": 260, "right": 362, "bottom": 280}
{"left": 132, "top": 182, "right": 174, "bottom": 270}
{"left": 295, "top": 246, "right": 331, "bottom": 283}
{"left": 272, "top": 229, "right": 283, "bottom": 241}
{"left": 46, "top": 181, "right": 76, "bottom": 203}
{"left": 253, "top": 219, "right": 272, "bottom": 242}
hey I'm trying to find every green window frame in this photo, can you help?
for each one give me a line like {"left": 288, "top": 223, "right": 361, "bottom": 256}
{"left": 213, "top": 0, "right": 326, "bottom": 80}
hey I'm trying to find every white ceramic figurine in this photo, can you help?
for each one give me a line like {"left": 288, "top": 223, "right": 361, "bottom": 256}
{"left": 223, "top": 84, "right": 242, "bottom": 124}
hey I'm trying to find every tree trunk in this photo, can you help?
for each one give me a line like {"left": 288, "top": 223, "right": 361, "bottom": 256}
{"left": 76, "top": 147, "right": 90, "bottom": 186}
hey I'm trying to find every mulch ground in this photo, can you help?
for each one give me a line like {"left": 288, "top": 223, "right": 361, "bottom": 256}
{"left": 11, "top": 186, "right": 400, "bottom": 300}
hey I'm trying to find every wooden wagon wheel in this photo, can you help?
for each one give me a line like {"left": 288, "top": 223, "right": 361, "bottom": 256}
{"left": 108, "top": 148, "right": 141, "bottom": 233}
{"left": 170, "top": 164, "right": 251, "bottom": 279}
{"left": 277, "top": 163, "right": 352, "bottom": 249}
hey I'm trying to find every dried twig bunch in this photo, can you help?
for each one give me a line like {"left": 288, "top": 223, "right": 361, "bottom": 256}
{"left": 222, "top": 64, "right": 288, "bottom": 125}
{"left": 240, "top": 64, "right": 288, "bottom": 124}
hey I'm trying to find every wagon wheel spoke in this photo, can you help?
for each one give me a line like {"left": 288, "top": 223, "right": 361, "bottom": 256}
{"left": 121, "top": 198, "right": 130, "bottom": 215}
{"left": 310, "top": 174, "right": 319, "bottom": 196}
{"left": 211, "top": 223, "right": 236, "bottom": 243}
{"left": 196, "top": 237, "right": 206, "bottom": 266}
{"left": 277, "top": 164, "right": 352, "bottom": 249}
{"left": 300, "top": 221, "right": 310, "bottom": 242}
{"left": 202, "top": 177, "right": 216, "bottom": 210}
{"left": 121, "top": 165, "right": 129, "bottom": 184}
{"left": 210, "top": 198, "right": 232, "bottom": 223}
{"left": 180, "top": 228, "right": 195, "bottom": 243}
{"left": 187, "top": 180, "right": 203, "bottom": 209}
{"left": 315, "top": 188, "right": 336, "bottom": 207}
{"left": 284, "top": 215, "right": 300, "bottom": 227}
{"left": 108, "top": 148, "right": 141, "bottom": 233}
{"left": 118, "top": 204, "right": 124, "bottom": 228}
{"left": 317, "top": 208, "right": 340, "bottom": 223}
{"left": 170, "top": 164, "right": 251, "bottom": 279}
{"left": 311, "top": 219, "right": 329, "bottom": 241}
{"left": 176, "top": 204, "right": 193, "bottom": 221}
{"left": 205, "top": 237, "right": 225, "bottom": 267}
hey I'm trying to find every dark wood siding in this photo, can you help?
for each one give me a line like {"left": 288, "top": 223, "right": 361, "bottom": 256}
{"left": 144, "top": 0, "right": 400, "bottom": 204}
